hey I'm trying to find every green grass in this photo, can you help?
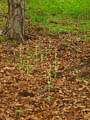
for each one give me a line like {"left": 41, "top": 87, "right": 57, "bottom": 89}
{"left": 25, "top": 0, "right": 90, "bottom": 34}
{"left": 26, "top": 0, "right": 90, "bottom": 18}
{"left": 0, "top": 0, "right": 90, "bottom": 34}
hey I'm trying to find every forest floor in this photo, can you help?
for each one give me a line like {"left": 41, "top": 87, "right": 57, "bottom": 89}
{"left": 0, "top": 18, "right": 90, "bottom": 120}
{"left": 0, "top": 2, "right": 90, "bottom": 120}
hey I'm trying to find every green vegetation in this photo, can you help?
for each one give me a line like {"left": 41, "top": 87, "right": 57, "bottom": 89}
{"left": 0, "top": 0, "right": 90, "bottom": 35}
{"left": 47, "top": 63, "right": 52, "bottom": 101}
{"left": 54, "top": 48, "right": 57, "bottom": 79}
{"left": 16, "top": 110, "right": 24, "bottom": 116}
{"left": 25, "top": 0, "right": 90, "bottom": 34}
{"left": 26, "top": 0, "right": 90, "bottom": 19}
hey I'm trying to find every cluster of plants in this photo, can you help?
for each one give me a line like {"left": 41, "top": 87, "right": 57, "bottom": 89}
{"left": 18, "top": 42, "right": 58, "bottom": 101}
{"left": 2, "top": 38, "right": 59, "bottom": 101}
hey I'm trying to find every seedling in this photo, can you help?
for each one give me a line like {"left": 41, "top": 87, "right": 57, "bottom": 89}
{"left": 17, "top": 60, "right": 26, "bottom": 69}
{"left": 80, "top": 62, "right": 84, "bottom": 65}
{"left": 54, "top": 48, "right": 57, "bottom": 79}
{"left": 47, "top": 63, "right": 52, "bottom": 101}
{"left": 62, "top": 40, "right": 68, "bottom": 46}
{"left": 16, "top": 55, "right": 20, "bottom": 60}
{"left": 5, "top": 56, "right": 8, "bottom": 59}
{"left": 26, "top": 50, "right": 34, "bottom": 58}
{"left": 35, "top": 45, "right": 38, "bottom": 67}
{"left": 37, "top": 42, "right": 43, "bottom": 56}
{"left": 27, "top": 62, "right": 31, "bottom": 74}
{"left": 5, "top": 61, "right": 9, "bottom": 64}
{"left": 12, "top": 39, "right": 17, "bottom": 44}
{"left": 47, "top": 96, "right": 50, "bottom": 101}
{"left": 72, "top": 37, "right": 77, "bottom": 41}
{"left": 16, "top": 110, "right": 24, "bottom": 116}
